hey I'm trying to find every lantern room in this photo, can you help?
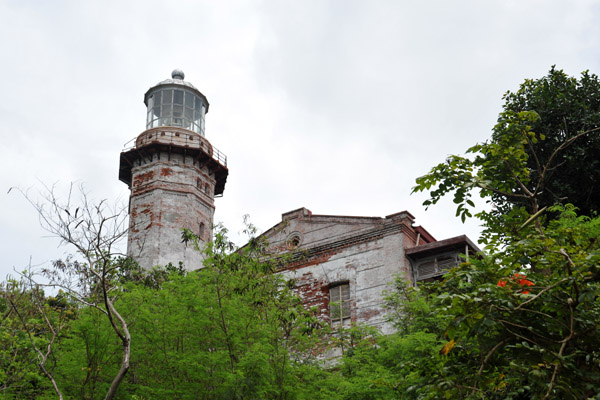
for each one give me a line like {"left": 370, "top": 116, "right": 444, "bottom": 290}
{"left": 143, "top": 69, "right": 209, "bottom": 136}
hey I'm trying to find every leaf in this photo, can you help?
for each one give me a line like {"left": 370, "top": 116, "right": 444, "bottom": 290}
{"left": 439, "top": 339, "right": 456, "bottom": 356}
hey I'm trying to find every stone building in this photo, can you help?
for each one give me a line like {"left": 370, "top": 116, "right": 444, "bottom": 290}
{"left": 119, "top": 71, "right": 478, "bottom": 333}
{"left": 260, "top": 207, "right": 478, "bottom": 334}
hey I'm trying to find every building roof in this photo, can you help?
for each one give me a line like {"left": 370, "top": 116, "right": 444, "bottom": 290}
{"left": 405, "top": 234, "right": 480, "bottom": 259}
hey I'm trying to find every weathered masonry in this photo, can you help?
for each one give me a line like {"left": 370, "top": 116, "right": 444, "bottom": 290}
{"left": 261, "top": 207, "right": 479, "bottom": 334}
{"left": 119, "top": 70, "right": 228, "bottom": 269}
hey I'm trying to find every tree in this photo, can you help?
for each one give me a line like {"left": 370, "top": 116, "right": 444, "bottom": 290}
{"left": 11, "top": 184, "right": 337, "bottom": 399}
{"left": 38, "top": 222, "right": 332, "bottom": 400}
{"left": 321, "top": 281, "right": 448, "bottom": 400}
{"left": 118, "top": 224, "right": 329, "bottom": 399}
{"left": 498, "top": 67, "right": 600, "bottom": 216}
{"left": 413, "top": 67, "right": 600, "bottom": 246}
{"left": 14, "top": 184, "right": 131, "bottom": 400}
{"left": 1, "top": 274, "right": 75, "bottom": 400}
{"left": 0, "top": 280, "right": 59, "bottom": 399}
{"left": 378, "top": 205, "right": 600, "bottom": 399}
{"left": 405, "top": 68, "right": 600, "bottom": 398}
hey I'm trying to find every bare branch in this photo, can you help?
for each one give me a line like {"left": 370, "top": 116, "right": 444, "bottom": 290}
{"left": 513, "top": 278, "right": 570, "bottom": 311}
{"left": 542, "top": 301, "right": 575, "bottom": 400}
{"left": 477, "top": 182, "right": 531, "bottom": 200}
{"left": 11, "top": 183, "right": 131, "bottom": 400}
{"left": 524, "top": 133, "right": 543, "bottom": 182}
{"left": 477, "top": 338, "right": 508, "bottom": 377}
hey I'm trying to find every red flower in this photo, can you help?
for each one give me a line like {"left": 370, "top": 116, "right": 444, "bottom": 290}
{"left": 497, "top": 273, "right": 534, "bottom": 294}
{"left": 515, "top": 274, "right": 534, "bottom": 286}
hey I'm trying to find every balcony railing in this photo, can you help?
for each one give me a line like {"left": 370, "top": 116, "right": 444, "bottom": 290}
{"left": 123, "top": 127, "right": 227, "bottom": 167}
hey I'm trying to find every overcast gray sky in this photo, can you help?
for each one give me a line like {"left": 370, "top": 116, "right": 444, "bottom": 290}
{"left": 2, "top": 0, "right": 599, "bottom": 278}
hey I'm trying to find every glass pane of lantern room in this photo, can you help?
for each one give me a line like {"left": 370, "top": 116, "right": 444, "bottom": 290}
{"left": 162, "top": 89, "right": 172, "bottom": 104}
{"left": 173, "top": 105, "right": 183, "bottom": 118}
{"left": 185, "top": 91, "right": 194, "bottom": 108}
{"left": 174, "top": 90, "right": 183, "bottom": 105}
{"left": 200, "top": 104, "right": 206, "bottom": 134}
{"left": 173, "top": 105, "right": 183, "bottom": 126}
{"left": 148, "top": 107, "right": 159, "bottom": 128}
{"left": 153, "top": 91, "right": 162, "bottom": 105}
{"left": 193, "top": 111, "right": 201, "bottom": 134}
{"left": 160, "top": 106, "right": 172, "bottom": 127}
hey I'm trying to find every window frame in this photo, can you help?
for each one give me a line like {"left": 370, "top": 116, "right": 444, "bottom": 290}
{"left": 413, "top": 252, "right": 459, "bottom": 282}
{"left": 329, "top": 282, "right": 351, "bottom": 326}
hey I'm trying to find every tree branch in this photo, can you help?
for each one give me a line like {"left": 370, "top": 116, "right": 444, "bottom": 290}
{"left": 542, "top": 300, "right": 575, "bottom": 400}
{"left": 539, "top": 126, "right": 600, "bottom": 192}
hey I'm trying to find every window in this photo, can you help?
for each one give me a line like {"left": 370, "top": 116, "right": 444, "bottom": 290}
{"left": 289, "top": 236, "right": 300, "bottom": 248}
{"left": 145, "top": 87, "right": 206, "bottom": 135}
{"left": 199, "top": 222, "right": 205, "bottom": 240}
{"left": 414, "top": 254, "right": 458, "bottom": 281}
{"left": 329, "top": 283, "right": 350, "bottom": 326}
{"left": 286, "top": 233, "right": 302, "bottom": 249}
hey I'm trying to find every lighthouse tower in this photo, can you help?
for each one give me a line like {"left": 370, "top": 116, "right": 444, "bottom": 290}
{"left": 119, "top": 70, "right": 228, "bottom": 269}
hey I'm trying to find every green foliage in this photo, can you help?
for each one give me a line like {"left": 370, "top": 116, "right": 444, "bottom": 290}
{"left": 53, "top": 308, "right": 121, "bottom": 400}
{"left": 0, "top": 286, "right": 48, "bottom": 398}
{"left": 411, "top": 206, "right": 600, "bottom": 398}
{"left": 50, "top": 225, "right": 329, "bottom": 399}
{"left": 414, "top": 67, "right": 600, "bottom": 248}
{"left": 500, "top": 67, "right": 600, "bottom": 216}
{"left": 337, "top": 285, "right": 447, "bottom": 400}
{"left": 408, "top": 67, "right": 600, "bottom": 399}
{"left": 413, "top": 109, "right": 540, "bottom": 221}
{"left": 331, "top": 206, "right": 600, "bottom": 399}
{"left": 0, "top": 282, "right": 75, "bottom": 399}
{"left": 2, "top": 218, "right": 337, "bottom": 400}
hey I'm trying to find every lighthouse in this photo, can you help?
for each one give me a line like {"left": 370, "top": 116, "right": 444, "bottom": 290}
{"left": 119, "top": 70, "right": 228, "bottom": 269}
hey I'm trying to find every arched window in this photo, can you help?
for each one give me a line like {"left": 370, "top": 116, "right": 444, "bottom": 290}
{"left": 199, "top": 222, "right": 205, "bottom": 240}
